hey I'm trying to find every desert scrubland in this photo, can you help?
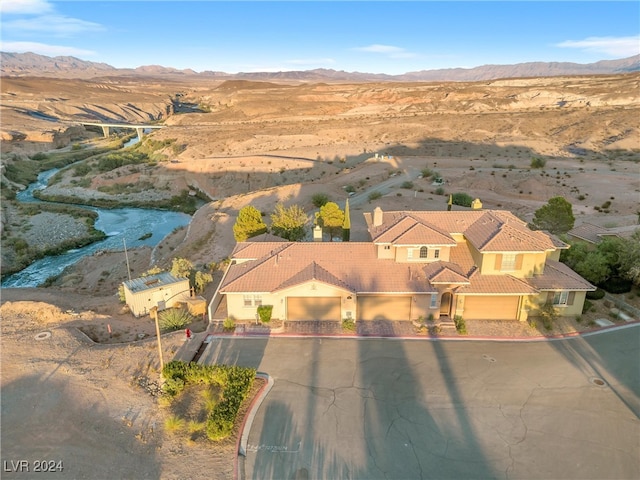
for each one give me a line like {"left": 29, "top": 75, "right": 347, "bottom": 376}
{"left": 1, "top": 72, "right": 639, "bottom": 478}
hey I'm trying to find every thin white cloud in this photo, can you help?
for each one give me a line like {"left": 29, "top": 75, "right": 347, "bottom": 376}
{"left": 3, "top": 15, "right": 105, "bottom": 36}
{"left": 556, "top": 36, "right": 640, "bottom": 58}
{"left": 353, "top": 44, "right": 418, "bottom": 59}
{"left": 0, "top": 41, "right": 96, "bottom": 57}
{"left": 355, "top": 44, "right": 404, "bottom": 54}
{"left": 0, "top": 0, "right": 53, "bottom": 15}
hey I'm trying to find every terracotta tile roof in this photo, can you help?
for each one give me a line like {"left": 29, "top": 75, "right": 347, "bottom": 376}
{"left": 247, "top": 232, "right": 289, "bottom": 243}
{"left": 373, "top": 215, "right": 456, "bottom": 245}
{"left": 368, "top": 209, "right": 555, "bottom": 252}
{"left": 231, "top": 241, "right": 289, "bottom": 260}
{"left": 423, "top": 261, "right": 470, "bottom": 285}
{"left": 221, "top": 243, "right": 437, "bottom": 294}
{"left": 567, "top": 223, "right": 620, "bottom": 244}
{"left": 274, "top": 261, "right": 356, "bottom": 293}
{"left": 545, "top": 232, "right": 570, "bottom": 249}
{"left": 448, "top": 240, "right": 478, "bottom": 275}
{"left": 464, "top": 212, "right": 555, "bottom": 252}
{"left": 367, "top": 210, "right": 483, "bottom": 237}
{"left": 457, "top": 269, "right": 538, "bottom": 295}
{"left": 527, "top": 260, "right": 596, "bottom": 291}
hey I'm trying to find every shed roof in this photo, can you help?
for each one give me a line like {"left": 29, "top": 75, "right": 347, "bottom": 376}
{"left": 123, "top": 272, "right": 188, "bottom": 293}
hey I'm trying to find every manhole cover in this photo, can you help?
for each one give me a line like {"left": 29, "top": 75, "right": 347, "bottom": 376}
{"left": 34, "top": 331, "right": 51, "bottom": 341}
{"left": 137, "top": 333, "right": 146, "bottom": 339}
{"left": 590, "top": 377, "right": 607, "bottom": 387}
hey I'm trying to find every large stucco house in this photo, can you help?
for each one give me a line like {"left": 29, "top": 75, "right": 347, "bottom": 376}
{"left": 209, "top": 207, "right": 595, "bottom": 323}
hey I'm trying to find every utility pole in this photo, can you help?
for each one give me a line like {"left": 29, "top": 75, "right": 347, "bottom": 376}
{"left": 123, "top": 238, "right": 132, "bottom": 282}
{"left": 150, "top": 306, "right": 164, "bottom": 377}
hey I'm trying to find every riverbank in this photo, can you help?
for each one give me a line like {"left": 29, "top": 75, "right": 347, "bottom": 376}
{"left": 0, "top": 200, "right": 106, "bottom": 277}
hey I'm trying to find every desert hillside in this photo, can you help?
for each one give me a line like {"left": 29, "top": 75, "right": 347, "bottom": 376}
{"left": 1, "top": 73, "right": 639, "bottom": 282}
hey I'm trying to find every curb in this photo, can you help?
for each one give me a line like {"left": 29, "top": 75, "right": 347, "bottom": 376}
{"left": 206, "top": 320, "right": 640, "bottom": 342}
{"left": 234, "top": 372, "right": 274, "bottom": 480}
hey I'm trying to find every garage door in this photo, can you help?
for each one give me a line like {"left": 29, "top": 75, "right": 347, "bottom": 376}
{"left": 287, "top": 297, "right": 341, "bottom": 321}
{"left": 358, "top": 296, "right": 411, "bottom": 321}
{"left": 463, "top": 296, "right": 519, "bottom": 320}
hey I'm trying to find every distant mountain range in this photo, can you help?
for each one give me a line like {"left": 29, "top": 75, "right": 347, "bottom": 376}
{"left": 1, "top": 51, "right": 639, "bottom": 82}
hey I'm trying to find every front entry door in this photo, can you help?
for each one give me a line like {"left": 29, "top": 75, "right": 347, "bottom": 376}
{"left": 440, "top": 292, "right": 452, "bottom": 316}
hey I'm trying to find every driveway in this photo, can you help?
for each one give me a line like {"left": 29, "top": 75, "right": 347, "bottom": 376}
{"left": 199, "top": 326, "right": 640, "bottom": 479}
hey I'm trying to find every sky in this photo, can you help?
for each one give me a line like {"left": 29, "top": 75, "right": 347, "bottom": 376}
{"left": 1, "top": 1, "right": 639, "bottom": 75}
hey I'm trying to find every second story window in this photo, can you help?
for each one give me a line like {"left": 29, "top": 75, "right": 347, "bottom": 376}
{"left": 420, "top": 246, "right": 428, "bottom": 258}
{"left": 501, "top": 253, "right": 517, "bottom": 271}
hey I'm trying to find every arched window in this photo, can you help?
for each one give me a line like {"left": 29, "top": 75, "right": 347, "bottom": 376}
{"left": 419, "top": 246, "right": 428, "bottom": 258}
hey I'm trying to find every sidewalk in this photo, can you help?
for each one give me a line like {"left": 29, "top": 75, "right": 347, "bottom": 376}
{"left": 173, "top": 318, "right": 640, "bottom": 364}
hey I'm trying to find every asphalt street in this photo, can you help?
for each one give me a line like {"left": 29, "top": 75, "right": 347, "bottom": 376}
{"left": 199, "top": 326, "right": 640, "bottom": 480}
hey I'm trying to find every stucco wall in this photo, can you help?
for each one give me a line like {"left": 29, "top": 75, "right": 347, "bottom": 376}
{"left": 394, "top": 245, "right": 451, "bottom": 263}
{"left": 125, "top": 279, "right": 190, "bottom": 317}
{"left": 226, "top": 281, "right": 354, "bottom": 320}
{"left": 479, "top": 252, "right": 546, "bottom": 277}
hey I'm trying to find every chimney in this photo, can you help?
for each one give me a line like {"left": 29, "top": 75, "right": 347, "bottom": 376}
{"left": 313, "top": 224, "right": 323, "bottom": 242}
{"left": 471, "top": 198, "right": 483, "bottom": 210}
{"left": 373, "top": 206, "right": 383, "bottom": 227}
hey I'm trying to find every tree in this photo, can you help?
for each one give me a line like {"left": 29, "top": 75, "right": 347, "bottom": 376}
{"left": 342, "top": 198, "right": 351, "bottom": 242}
{"left": 318, "top": 202, "right": 344, "bottom": 241}
{"left": 194, "top": 271, "right": 213, "bottom": 293}
{"left": 171, "top": 257, "right": 194, "bottom": 279}
{"left": 233, "top": 205, "right": 267, "bottom": 242}
{"left": 311, "top": 193, "right": 329, "bottom": 208}
{"left": 270, "top": 203, "right": 309, "bottom": 241}
{"left": 530, "top": 196, "right": 575, "bottom": 234}
{"left": 616, "top": 231, "right": 640, "bottom": 286}
{"left": 451, "top": 192, "right": 473, "bottom": 207}
{"left": 573, "top": 252, "right": 611, "bottom": 285}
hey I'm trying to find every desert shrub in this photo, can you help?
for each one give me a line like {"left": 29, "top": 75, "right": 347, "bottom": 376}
{"left": 73, "top": 163, "right": 92, "bottom": 177}
{"left": 368, "top": 191, "right": 382, "bottom": 201}
{"left": 537, "top": 303, "right": 558, "bottom": 330}
{"left": 158, "top": 307, "right": 193, "bottom": 332}
{"left": 600, "top": 276, "right": 632, "bottom": 294}
{"left": 96, "top": 151, "right": 148, "bottom": 172}
{"left": 451, "top": 192, "right": 473, "bottom": 207}
{"left": 30, "top": 152, "right": 48, "bottom": 160}
{"left": 586, "top": 288, "right": 606, "bottom": 300}
{"left": 344, "top": 185, "right": 356, "bottom": 193}
{"left": 531, "top": 157, "right": 547, "bottom": 169}
{"left": 342, "top": 319, "right": 356, "bottom": 332}
{"left": 164, "top": 415, "right": 186, "bottom": 434}
{"left": 582, "top": 299, "right": 594, "bottom": 314}
{"left": 401, "top": 181, "right": 414, "bottom": 189}
{"left": 223, "top": 317, "right": 235, "bottom": 331}
{"left": 206, "top": 366, "right": 256, "bottom": 441}
{"left": 162, "top": 361, "right": 255, "bottom": 442}
{"left": 257, "top": 305, "right": 273, "bottom": 323}
{"left": 454, "top": 315, "right": 467, "bottom": 335}
{"left": 421, "top": 168, "right": 432, "bottom": 177}
{"left": 435, "top": 187, "right": 445, "bottom": 195}
{"left": 311, "top": 193, "right": 329, "bottom": 208}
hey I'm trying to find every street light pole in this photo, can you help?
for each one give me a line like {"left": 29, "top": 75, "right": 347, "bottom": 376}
{"left": 150, "top": 306, "right": 164, "bottom": 376}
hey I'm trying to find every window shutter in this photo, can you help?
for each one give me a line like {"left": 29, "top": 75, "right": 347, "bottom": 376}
{"left": 494, "top": 254, "right": 503, "bottom": 270}
{"left": 567, "top": 292, "right": 575, "bottom": 305}
{"left": 515, "top": 254, "right": 523, "bottom": 270}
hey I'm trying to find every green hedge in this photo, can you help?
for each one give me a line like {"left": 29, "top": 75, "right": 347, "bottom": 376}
{"left": 162, "top": 361, "right": 256, "bottom": 441}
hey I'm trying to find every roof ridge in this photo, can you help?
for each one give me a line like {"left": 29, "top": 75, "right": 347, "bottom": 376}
{"left": 223, "top": 243, "right": 292, "bottom": 290}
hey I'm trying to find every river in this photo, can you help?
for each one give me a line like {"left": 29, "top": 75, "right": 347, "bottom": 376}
{"left": 1, "top": 167, "right": 191, "bottom": 288}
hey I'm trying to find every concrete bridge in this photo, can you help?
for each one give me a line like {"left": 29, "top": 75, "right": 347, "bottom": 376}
{"left": 80, "top": 122, "right": 164, "bottom": 140}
